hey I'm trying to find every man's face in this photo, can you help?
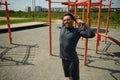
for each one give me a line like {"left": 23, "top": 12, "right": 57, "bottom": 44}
{"left": 63, "top": 15, "right": 73, "bottom": 28}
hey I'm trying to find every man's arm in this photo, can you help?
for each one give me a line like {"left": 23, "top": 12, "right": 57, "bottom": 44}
{"left": 80, "top": 23, "right": 95, "bottom": 38}
{"left": 76, "top": 19, "right": 95, "bottom": 38}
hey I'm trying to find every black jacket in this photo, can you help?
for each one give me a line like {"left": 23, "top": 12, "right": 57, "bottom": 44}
{"left": 60, "top": 23, "right": 95, "bottom": 61}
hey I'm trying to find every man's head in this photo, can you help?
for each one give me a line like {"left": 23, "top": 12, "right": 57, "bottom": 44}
{"left": 63, "top": 12, "right": 76, "bottom": 28}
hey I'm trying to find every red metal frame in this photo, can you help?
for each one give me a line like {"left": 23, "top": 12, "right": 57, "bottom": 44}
{"left": 47, "top": 0, "right": 52, "bottom": 55}
{"left": 68, "top": 0, "right": 70, "bottom": 12}
{"left": 0, "top": 1, "right": 12, "bottom": 44}
{"left": 95, "top": 0, "right": 103, "bottom": 53}
{"left": 104, "top": 0, "right": 112, "bottom": 44}
{"left": 83, "top": 0, "right": 91, "bottom": 66}
{"left": 47, "top": 0, "right": 117, "bottom": 66}
{"left": 98, "top": 33, "right": 120, "bottom": 46}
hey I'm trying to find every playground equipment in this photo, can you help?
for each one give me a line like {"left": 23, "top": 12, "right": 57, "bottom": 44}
{"left": 46, "top": 0, "right": 120, "bottom": 66}
{"left": 0, "top": 0, "right": 12, "bottom": 44}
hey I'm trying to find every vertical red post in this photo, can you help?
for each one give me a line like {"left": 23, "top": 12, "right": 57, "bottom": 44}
{"left": 0, "top": 0, "right": 2, "bottom": 5}
{"left": 105, "top": 0, "right": 111, "bottom": 44}
{"left": 81, "top": 4, "right": 85, "bottom": 41}
{"left": 74, "top": 0, "right": 78, "bottom": 27}
{"left": 83, "top": 0, "right": 91, "bottom": 66}
{"left": 95, "top": 0, "right": 102, "bottom": 53}
{"left": 48, "top": 0, "right": 52, "bottom": 55}
{"left": 0, "top": 0, "right": 2, "bottom": 6}
{"left": 74, "top": 0, "right": 78, "bottom": 17}
{"left": 68, "top": 0, "right": 70, "bottom": 12}
{"left": 82, "top": 5, "right": 85, "bottom": 21}
{"left": 5, "top": 1, "right": 12, "bottom": 44}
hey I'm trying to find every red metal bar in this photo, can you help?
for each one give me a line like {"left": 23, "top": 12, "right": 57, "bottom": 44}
{"left": 48, "top": 0, "right": 52, "bottom": 55}
{"left": 0, "top": 0, "right": 1, "bottom": 5}
{"left": 83, "top": 0, "right": 91, "bottom": 66}
{"left": 0, "top": 2, "right": 10, "bottom": 5}
{"left": 62, "top": 0, "right": 87, "bottom": 6}
{"left": 68, "top": 0, "right": 70, "bottom": 12}
{"left": 81, "top": 6, "right": 85, "bottom": 40}
{"left": 108, "top": 37, "right": 120, "bottom": 46}
{"left": 77, "top": 2, "right": 106, "bottom": 7}
{"left": 5, "top": 1, "right": 12, "bottom": 44}
{"left": 104, "top": 0, "right": 112, "bottom": 44}
{"left": 51, "top": 1, "right": 73, "bottom": 3}
{"left": 0, "top": 0, "right": 2, "bottom": 6}
{"left": 74, "top": 0, "right": 78, "bottom": 17}
{"left": 73, "top": 0, "right": 78, "bottom": 27}
{"left": 98, "top": 33, "right": 120, "bottom": 46}
{"left": 98, "top": 33, "right": 108, "bottom": 38}
{"left": 62, "top": 1, "right": 106, "bottom": 7}
{"left": 82, "top": 5, "right": 85, "bottom": 21}
{"left": 95, "top": 0, "right": 102, "bottom": 53}
{"left": 76, "top": 0, "right": 87, "bottom": 5}
{"left": 0, "top": 2, "right": 1, "bottom": 7}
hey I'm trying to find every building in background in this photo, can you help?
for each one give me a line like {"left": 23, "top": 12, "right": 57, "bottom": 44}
{"left": 33, "top": 6, "right": 47, "bottom": 12}
{"left": 25, "top": 6, "right": 31, "bottom": 12}
{"left": 51, "top": 7, "right": 67, "bottom": 12}
{"left": 35, "top": 6, "right": 42, "bottom": 12}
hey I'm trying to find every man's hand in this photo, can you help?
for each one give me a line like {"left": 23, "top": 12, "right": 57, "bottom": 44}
{"left": 76, "top": 19, "right": 85, "bottom": 30}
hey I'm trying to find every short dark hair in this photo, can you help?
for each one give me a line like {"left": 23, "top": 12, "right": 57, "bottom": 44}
{"left": 64, "top": 12, "right": 77, "bottom": 22}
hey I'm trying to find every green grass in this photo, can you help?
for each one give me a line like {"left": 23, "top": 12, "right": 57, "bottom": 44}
{"left": 0, "top": 11, "right": 120, "bottom": 28}
{"left": 0, "top": 17, "right": 119, "bottom": 29}
{"left": 0, "top": 18, "right": 48, "bottom": 25}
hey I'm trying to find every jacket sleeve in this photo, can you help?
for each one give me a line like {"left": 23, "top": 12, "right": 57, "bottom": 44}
{"left": 79, "top": 23, "right": 95, "bottom": 38}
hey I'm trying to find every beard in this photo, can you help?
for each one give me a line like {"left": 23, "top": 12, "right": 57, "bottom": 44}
{"left": 64, "top": 22, "right": 73, "bottom": 28}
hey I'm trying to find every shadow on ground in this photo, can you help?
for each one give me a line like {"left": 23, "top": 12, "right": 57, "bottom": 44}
{"left": 87, "top": 65, "right": 120, "bottom": 80}
{"left": 0, "top": 43, "right": 39, "bottom": 66}
{"left": 78, "top": 50, "right": 120, "bottom": 80}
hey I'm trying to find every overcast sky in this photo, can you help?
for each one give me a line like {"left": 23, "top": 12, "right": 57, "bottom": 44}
{"left": 0, "top": 0, "right": 120, "bottom": 11}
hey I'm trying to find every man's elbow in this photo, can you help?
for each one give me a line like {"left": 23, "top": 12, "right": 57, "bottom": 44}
{"left": 89, "top": 32, "right": 95, "bottom": 38}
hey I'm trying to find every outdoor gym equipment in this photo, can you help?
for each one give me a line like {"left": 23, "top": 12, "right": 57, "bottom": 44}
{"left": 46, "top": 0, "right": 120, "bottom": 66}
{"left": 0, "top": 0, "right": 12, "bottom": 44}
{"left": 46, "top": 0, "right": 93, "bottom": 65}
{"left": 95, "top": 0, "right": 120, "bottom": 53}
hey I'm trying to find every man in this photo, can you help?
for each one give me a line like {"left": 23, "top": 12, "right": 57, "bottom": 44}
{"left": 60, "top": 12, "right": 95, "bottom": 80}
